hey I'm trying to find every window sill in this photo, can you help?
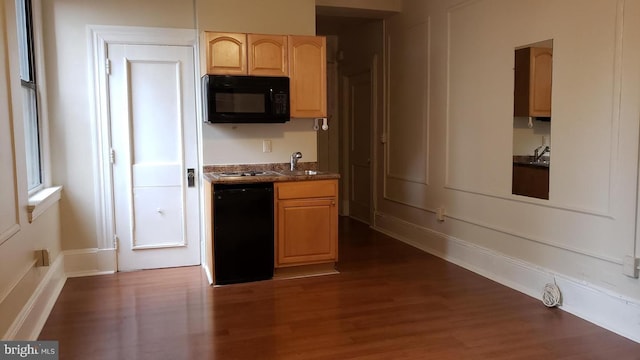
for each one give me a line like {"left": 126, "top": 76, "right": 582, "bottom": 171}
{"left": 27, "top": 186, "right": 63, "bottom": 223}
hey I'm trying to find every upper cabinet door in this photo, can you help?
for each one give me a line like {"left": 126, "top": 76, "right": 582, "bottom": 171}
{"left": 529, "top": 47, "right": 552, "bottom": 117}
{"left": 514, "top": 47, "right": 552, "bottom": 117}
{"left": 288, "top": 35, "right": 327, "bottom": 118}
{"left": 203, "top": 32, "right": 247, "bottom": 75}
{"left": 248, "top": 34, "right": 288, "bottom": 76}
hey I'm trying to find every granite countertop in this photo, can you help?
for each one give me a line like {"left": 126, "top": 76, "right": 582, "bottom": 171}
{"left": 513, "top": 155, "right": 550, "bottom": 168}
{"left": 203, "top": 162, "right": 340, "bottom": 184}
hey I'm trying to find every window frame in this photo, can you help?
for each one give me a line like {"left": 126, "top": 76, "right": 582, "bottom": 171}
{"left": 15, "top": 0, "right": 46, "bottom": 195}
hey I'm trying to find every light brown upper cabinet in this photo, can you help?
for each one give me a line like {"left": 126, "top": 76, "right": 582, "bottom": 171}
{"left": 202, "top": 32, "right": 288, "bottom": 76}
{"left": 288, "top": 35, "right": 327, "bottom": 118}
{"left": 514, "top": 47, "right": 553, "bottom": 118}
{"left": 202, "top": 32, "right": 247, "bottom": 75}
{"left": 247, "top": 34, "right": 288, "bottom": 76}
{"left": 202, "top": 32, "right": 327, "bottom": 118}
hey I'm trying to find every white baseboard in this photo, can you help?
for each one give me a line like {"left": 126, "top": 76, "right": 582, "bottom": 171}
{"left": 202, "top": 263, "right": 213, "bottom": 285}
{"left": 3, "top": 254, "right": 66, "bottom": 340}
{"left": 374, "top": 212, "right": 640, "bottom": 344}
{"left": 63, "top": 248, "right": 116, "bottom": 278}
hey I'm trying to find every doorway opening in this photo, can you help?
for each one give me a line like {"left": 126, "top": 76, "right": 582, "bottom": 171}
{"left": 316, "top": 13, "right": 385, "bottom": 226}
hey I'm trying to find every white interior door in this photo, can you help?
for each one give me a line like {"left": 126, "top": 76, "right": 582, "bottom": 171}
{"left": 108, "top": 43, "right": 200, "bottom": 271}
{"left": 348, "top": 71, "right": 372, "bottom": 224}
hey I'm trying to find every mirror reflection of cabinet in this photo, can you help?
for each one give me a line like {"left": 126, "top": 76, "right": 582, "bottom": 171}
{"left": 512, "top": 41, "right": 552, "bottom": 200}
{"left": 512, "top": 163, "right": 549, "bottom": 200}
{"left": 514, "top": 47, "right": 552, "bottom": 118}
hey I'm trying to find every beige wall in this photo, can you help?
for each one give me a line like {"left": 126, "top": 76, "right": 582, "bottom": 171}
{"left": 0, "top": 0, "right": 62, "bottom": 338}
{"left": 197, "top": 0, "right": 319, "bottom": 166}
{"left": 380, "top": 0, "right": 640, "bottom": 302}
{"left": 198, "top": 0, "right": 315, "bottom": 35}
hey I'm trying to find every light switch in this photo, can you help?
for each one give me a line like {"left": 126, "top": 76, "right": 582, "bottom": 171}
{"left": 262, "top": 140, "right": 272, "bottom": 153}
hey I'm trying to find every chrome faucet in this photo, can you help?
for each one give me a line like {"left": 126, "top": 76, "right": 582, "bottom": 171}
{"left": 534, "top": 145, "right": 550, "bottom": 162}
{"left": 290, "top": 151, "right": 302, "bottom": 171}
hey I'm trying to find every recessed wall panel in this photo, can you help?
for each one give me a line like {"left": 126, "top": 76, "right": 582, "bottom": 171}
{"left": 445, "top": 0, "right": 620, "bottom": 214}
{"left": 387, "top": 21, "right": 429, "bottom": 184}
{"left": 0, "top": 10, "right": 19, "bottom": 245}
{"left": 129, "top": 60, "right": 181, "bottom": 165}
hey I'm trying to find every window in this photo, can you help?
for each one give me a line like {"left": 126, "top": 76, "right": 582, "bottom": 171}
{"left": 15, "top": 0, "right": 42, "bottom": 192}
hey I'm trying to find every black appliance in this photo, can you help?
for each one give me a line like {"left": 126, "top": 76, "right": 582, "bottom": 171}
{"left": 202, "top": 75, "right": 290, "bottom": 123}
{"left": 213, "top": 182, "right": 274, "bottom": 285}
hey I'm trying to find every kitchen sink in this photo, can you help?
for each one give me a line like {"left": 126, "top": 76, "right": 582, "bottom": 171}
{"left": 215, "top": 170, "right": 281, "bottom": 178}
{"left": 528, "top": 160, "right": 550, "bottom": 167}
{"left": 210, "top": 169, "right": 330, "bottom": 180}
{"left": 513, "top": 155, "right": 550, "bottom": 168}
{"left": 278, "top": 170, "right": 324, "bottom": 176}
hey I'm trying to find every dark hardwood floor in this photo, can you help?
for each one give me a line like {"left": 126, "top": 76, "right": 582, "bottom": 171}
{"left": 40, "top": 217, "right": 640, "bottom": 359}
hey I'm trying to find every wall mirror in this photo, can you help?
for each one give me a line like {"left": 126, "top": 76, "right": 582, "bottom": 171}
{"left": 512, "top": 39, "right": 553, "bottom": 200}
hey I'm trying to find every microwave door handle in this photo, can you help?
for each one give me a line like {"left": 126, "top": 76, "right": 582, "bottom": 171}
{"left": 269, "top": 88, "right": 274, "bottom": 114}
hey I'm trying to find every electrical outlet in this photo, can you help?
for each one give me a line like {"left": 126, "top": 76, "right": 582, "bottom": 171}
{"left": 35, "top": 249, "right": 50, "bottom": 267}
{"left": 623, "top": 255, "right": 639, "bottom": 278}
{"left": 262, "top": 140, "right": 272, "bottom": 153}
{"left": 436, "top": 208, "right": 445, "bottom": 222}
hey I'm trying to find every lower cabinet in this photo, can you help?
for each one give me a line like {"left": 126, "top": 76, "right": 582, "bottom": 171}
{"left": 274, "top": 180, "right": 338, "bottom": 267}
{"left": 512, "top": 164, "right": 549, "bottom": 200}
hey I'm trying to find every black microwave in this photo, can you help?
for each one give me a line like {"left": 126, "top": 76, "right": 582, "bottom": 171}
{"left": 202, "top": 75, "right": 290, "bottom": 123}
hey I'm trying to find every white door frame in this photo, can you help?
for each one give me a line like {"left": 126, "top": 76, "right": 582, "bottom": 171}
{"left": 88, "top": 25, "right": 201, "bottom": 270}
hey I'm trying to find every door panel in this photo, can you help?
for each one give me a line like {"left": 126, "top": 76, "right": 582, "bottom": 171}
{"left": 348, "top": 72, "right": 372, "bottom": 223}
{"left": 132, "top": 187, "right": 184, "bottom": 249}
{"left": 129, "top": 61, "right": 181, "bottom": 163}
{"left": 109, "top": 43, "right": 199, "bottom": 271}
{"left": 132, "top": 164, "right": 182, "bottom": 187}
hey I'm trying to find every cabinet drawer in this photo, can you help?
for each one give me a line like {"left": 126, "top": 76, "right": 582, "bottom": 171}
{"left": 276, "top": 180, "right": 337, "bottom": 200}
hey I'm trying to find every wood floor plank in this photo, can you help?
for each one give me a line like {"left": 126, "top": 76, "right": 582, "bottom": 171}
{"left": 39, "top": 217, "right": 640, "bottom": 359}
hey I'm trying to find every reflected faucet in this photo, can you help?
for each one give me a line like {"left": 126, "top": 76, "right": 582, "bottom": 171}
{"left": 534, "top": 145, "right": 550, "bottom": 162}
{"left": 290, "top": 151, "right": 302, "bottom": 171}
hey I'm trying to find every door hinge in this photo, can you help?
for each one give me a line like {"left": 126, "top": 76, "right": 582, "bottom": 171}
{"left": 105, "top": 59, "right": 111, "bottom": 75}
{"left": 109, "top": 148, "right": 115, "bottom": 164}
{"left": 113, "top": 235, "right": 119, "bottom": 250}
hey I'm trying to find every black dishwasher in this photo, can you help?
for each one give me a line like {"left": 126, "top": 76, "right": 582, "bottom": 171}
{"left": 213, "top": 182, "right": 274, "bottom": 285}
